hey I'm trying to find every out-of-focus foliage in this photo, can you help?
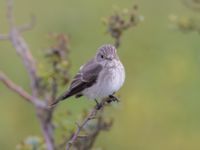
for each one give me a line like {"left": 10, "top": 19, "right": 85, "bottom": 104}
{"left": 1, "top": 0, "right": 200, "bottom": 150}
{"left": 183, "top": 0, "right": 200, "bottom": 11}
{"left": 169, "top": 14, "right": 200, "bottom": 33}
{"left": 16, "top": 136, "right": 45, "bottom": 150}
{"left": 169, "top": 0, "right": 200, "bottom": 33}
{"left": 37, "top": 34, "right": 70, "bottom": 99}
{"left": 103, "top": 5, "right": 142, "bottom": 47}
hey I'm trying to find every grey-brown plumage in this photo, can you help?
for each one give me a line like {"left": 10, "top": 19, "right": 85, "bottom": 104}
{"left": 50, "top": 44, "right": 125, "bottom": 106}
{"left": 51, "top": 58, "right": 102, "bottom": 105}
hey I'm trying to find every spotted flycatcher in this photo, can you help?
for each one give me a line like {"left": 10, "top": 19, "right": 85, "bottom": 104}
{"left": 51, "top": 44, "right": 125, "bottom": 107}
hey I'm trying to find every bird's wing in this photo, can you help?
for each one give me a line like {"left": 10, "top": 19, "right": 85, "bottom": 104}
{"left": 57, "top": 59, "right": 102, "bottom": 101}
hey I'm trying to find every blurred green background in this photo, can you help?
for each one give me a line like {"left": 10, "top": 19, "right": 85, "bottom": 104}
{"left": 1, "top": 0, "right": 200, "bottom": 149}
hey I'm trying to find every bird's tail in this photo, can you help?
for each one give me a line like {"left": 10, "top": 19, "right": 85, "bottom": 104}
{"left": 49, "top": 91, "right": 71, "bottom": 107}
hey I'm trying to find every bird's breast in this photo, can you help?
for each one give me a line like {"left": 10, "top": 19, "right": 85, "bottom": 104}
{"left": 102, "top": 61, "right": 125, "bottom": 93}
{"left": 83, "top": 60, "right": 125, "bottom": 100}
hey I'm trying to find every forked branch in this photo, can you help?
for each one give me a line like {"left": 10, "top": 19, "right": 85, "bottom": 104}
{"left": 0, "top": 72, "right": 45, "bottom": 108}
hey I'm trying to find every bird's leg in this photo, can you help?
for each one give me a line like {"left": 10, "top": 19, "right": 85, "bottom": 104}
{"left": 107, "top": 95, "right": 120, "bottom": 103}
{"left": 95, "top": 99, "right": 102, "bottom": 110}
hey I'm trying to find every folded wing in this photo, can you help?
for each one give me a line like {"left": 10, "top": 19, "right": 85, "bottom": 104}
{"left": 51, "top": 59, "right": 102, "bottom": 106}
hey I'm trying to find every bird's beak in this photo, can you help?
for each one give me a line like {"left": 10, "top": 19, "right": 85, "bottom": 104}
{"left": 106, "top": 57, "right": 112, "bottom": 61}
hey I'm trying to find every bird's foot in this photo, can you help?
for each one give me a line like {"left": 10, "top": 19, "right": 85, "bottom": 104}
{"left": 107, "top": 95, "right": 120, "bottom": 103}
{"left": 95, "top": 99, "right": 102, "bottom": 110}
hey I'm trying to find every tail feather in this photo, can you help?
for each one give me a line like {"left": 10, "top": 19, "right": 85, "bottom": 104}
{"left": 50, "top": 91, "right": 71, "bottom": 106}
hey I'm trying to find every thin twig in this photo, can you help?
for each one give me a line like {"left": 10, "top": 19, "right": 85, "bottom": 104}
{"left": 66, "top": 109, "right": 97, "bottom": 150}
{"left": 66, "top": 99, "right": 107, "bottom": 150}
{"left": 82, "top": 116, "right": 111, "bottom": 150}
{"left": 18, "top": 15, "right": 36, "bottom": 32}
{"left": 6, "top": 0, "right": 14, "bottom": 28}
{"left": 9, "top": 28, "right": 39, "bottom": 96}
{"left": 0, "top": 72, "right": 45, "bottom": 108}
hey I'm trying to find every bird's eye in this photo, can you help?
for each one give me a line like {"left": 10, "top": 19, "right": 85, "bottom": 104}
{"left": 101, "top": 55, "right": 104, "bottom": 59}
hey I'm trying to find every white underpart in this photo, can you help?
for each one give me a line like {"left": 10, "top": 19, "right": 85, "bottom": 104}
{"left": 83, "top": 60, "right": 125, "bottom": 100}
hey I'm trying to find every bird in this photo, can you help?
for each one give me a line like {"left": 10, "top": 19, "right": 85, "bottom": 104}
{"left": 50, "top": 44, "right": 125, "bottom": 108}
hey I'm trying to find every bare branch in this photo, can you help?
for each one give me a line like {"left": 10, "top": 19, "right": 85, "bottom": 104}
{"left": 66, "top": 98, "right": 108, "bottom": 150}
{"left": 0, "top": 72, "right": 33, "bottom": 103}
{"left": 0, "top": 71, "right": 45, "bottom": 108}
{"left": 2, "top": 1, "right": 57, "bottom": 149}
{"left": 41, "top": 123, "right": 55, "bottom": 150}
{"left": 66, "top": 109, "right": 96, "bottom": 150}
{"left": 9, "top": 28, "right": 38, "bottom": 96}
{"left": 4, "top": 0, "right": 39, "bottom": 96}
{"left": 81, "top": 116, "right": 113, "bottom": 150}
{"left": 37, "top": 109, "right": 55, "bottom": 150}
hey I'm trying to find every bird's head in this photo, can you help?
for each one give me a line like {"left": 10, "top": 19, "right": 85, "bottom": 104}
{"left": 96, "top": 44, "right": 119, "bottom": 66}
